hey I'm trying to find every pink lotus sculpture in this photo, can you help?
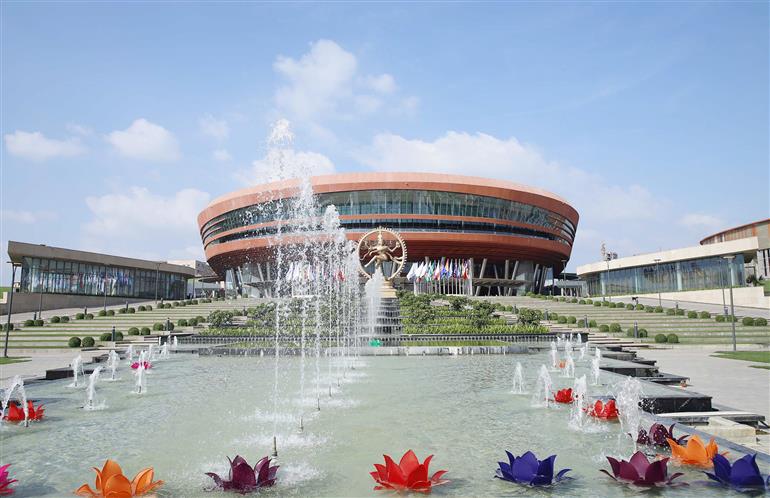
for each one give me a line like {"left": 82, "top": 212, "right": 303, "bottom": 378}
{"left": 0, "top": 464, "right": 17, "bottom": 495}
{"left": 600, "top": 451, "right": 685, "bottom": 487}
{"left": 130, "top": 362, "right": 151, "bottom": 370}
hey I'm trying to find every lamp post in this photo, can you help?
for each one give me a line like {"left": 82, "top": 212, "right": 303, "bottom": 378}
{"left": 604, "top": 258, "right": 611, "bottom": 303}
{"left": 654, "top": 258, "right": 662, "bottom": 307}
{"left": 723, "top": 255, "right": 737, "bottom": 352}
{"left": 560, "top": 259, "right": 567, "bottom": 297}
{"left": 4, "top": 262, "right": 21, "bottom": 358}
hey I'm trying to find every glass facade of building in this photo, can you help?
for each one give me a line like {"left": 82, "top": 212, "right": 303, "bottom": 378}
{"left": 19, "top": 257, "right": 187, "bottom": 300}
{"left": 586, "top": 255, "right": 745, "bottom": 296}
{"left": 201, "top": 189, "right": 576, "bottom": 248}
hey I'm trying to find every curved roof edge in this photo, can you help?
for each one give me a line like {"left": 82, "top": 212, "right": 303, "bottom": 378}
{"left": 700, "top": 218, "right": 770, "bottom": 245}
{"left": 200, "top": 171, "right": 579, "bottom": 225}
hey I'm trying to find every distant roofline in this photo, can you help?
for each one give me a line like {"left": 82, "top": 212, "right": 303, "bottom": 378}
{"left": 700, "top": 218, "right": 770, "bottom": 244}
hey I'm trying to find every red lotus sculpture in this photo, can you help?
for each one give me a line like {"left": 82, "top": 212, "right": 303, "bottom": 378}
{"left": 586, "top": 399, "right": 618, "bottom": 420}
{"left": 370, "top": 450, "right": 448, "bottom": 493}
{"left": 130, "top": 362, "right": 151, "bottom": 370}
{"left": 553, "top": 388, "right": 574, "bottom": 404}
{"left": 3, "top": 401, "right": 44, "bottom": 423}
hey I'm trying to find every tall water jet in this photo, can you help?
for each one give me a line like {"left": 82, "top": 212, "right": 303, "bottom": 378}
{"left": 126, "top": 344, "right": 134, "bottom": 363}
{"left": 134, "top": 351, "right": 147, "bottom": 394}
{"left": 616, "top": 377, "right": 643, "bottom": 453}
{"left": 107, "top": 350, "right": 120, "bottom": 380}
{"left": 1, "top": 376, "right": 29, "bottom": 427}
{"left": 579, "top": 342, "right": 588, "bottom": 361}
{"left": 591, "top": 356, "right": 601, "bottom": 385}
{"left": 511, "top": 362, "right": 524, "bottom": 394}
{"left": 533, "top": 365, "right": 553, "bottom": 407}
{"left": 172, "top": 336, "right": 178, "bottom": 350}
{"left": 148, "top": 344, "right": 155, "bottom": 361}
{"left": 550, "top": 341, "right": 558, "bottom": 369}
{"left": 69, "top": 355, "right": 84, "bottom": 388}
{"left": 562, "top": 356, "right": 575, "bottom": 378}
{"left": 85, "top": 366, "right": 103, "bottom": 410}
{"left": 159, "top": 343, "right": 170, "bottom": 360}
{"left": 569, "top": 375, "right": 588, "bottom": 430}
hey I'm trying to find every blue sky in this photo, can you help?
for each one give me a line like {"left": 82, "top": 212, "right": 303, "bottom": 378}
{"left": 2, "top": 2, "right": 768, "bottom": 283}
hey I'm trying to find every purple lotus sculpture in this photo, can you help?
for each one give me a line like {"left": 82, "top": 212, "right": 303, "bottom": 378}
{"left": 205, "top": 455, "right": 278, "bottom": 493}
{"left": 636, "top": 423, "right": 688, "bottom": 448}
{"left": 705, "top": 454, "right": 770, "bottom": 491}
{"left": 600, "top": 451, "right": 685, "bottom": 487}
{"left": 495, "top": 451, "right": 571, "bottom": 486}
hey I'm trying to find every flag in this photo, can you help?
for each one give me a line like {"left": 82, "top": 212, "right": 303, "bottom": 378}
{"left": 462, "top": 259, "right": 469, "bottom": 280}
{"left": 285, "top": 262, "right": 294, "bottom": 281}
{"left": 406, "top": 263, "right": 417, "bottom": 281}
{"left": 433, "top": 260, "right": 442, "bottom": 281}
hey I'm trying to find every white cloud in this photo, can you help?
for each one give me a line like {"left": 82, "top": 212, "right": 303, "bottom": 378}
{"left": 273, "top": 39, "right": 415, "bottom": 124}
{"left": 0, "top": 209, "right": 58, "bottom": 224}
{"left": 236, "top": 149, "right": 336, "bottom": 185}
{"left": 66, "top": 123, "right": 93, "bottom": 136}
{"left": 82, "top": 187, "right": 210, "bottom": 257}
{"left": 105, "top": 119, "right": 180, "bottom": 162}
{"left": 679, "top": 213, "right": 723, "bottom": 230}
{"left": 4, "top": 130, "right": 86, "bottom": 161}
{"left": 363, "top": 73, "right": 396, "bottom": 94}
{"left": 198, "top": 114, "right": 229, "bottom": 141}
{"left": 212, "top": 149, "right": 232, "bottom": 162}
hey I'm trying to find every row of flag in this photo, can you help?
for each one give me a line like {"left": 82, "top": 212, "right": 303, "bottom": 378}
{"left": 283, "top": 261, "right": 345, "bottom": 282}
{"left": 406, "top": 259, "right": 471, "bottom": 282}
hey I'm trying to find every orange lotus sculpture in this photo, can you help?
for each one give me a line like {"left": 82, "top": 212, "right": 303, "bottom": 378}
{"left": 586, "top": 399, "right": 619, "bottom": 420}
{"left": 3, "top": 401, "right": 44, "bottom": 423}
{"left": 666, "top": 435, "right": 723, "bottom": 467}
{"left": 75, "top": 459, "right": 163, "bottom": 497}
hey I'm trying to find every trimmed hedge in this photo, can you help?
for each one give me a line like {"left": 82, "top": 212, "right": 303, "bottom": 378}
{"left": 578, "top": 299, "right": 586, "bottom": 304}
{"left": 742, "top": 317, "right": 755, "bottom": 326}
{"left": 146, "top": 305, "right": 153, "bottom": 311}
{"left": 626, "top": 304, "right": 634, "bottom": 310}
{"left": 2, "top": 323, "right": 14, "bottom": 332}
{"left": 557, "top": 316, "right": 567, "bottom": 324}
{"left": 755, "top": 318, "right": 768, "bottom": 326}
{"left": 608, "top": 302, "right": 617, "bottom": 308}
{"left": 128, "top": 307, "right": 136, "bottom": 314}
{"left": 75, "top": 313, "right": 85, "bottom": 320}
{"left": 665, "top": 308, "right": 676, "bottom": 316}
{"left": 675, "top": 309, "right": 685, "bottom": 316}
{"left": 667, "top": 333, "right": 679, "bottom": 343}
{"left": 107, "top": 310, "right": 115, "bottom": 316}
{"left": 699, "top": 311, "right": 711, "bottom": 319}
{"left": 716, "top": 315, "right": 736, "bottom": 323}
{"left": 654, "top": 306, "right": 664, "bottom": 313}
{"left": 645, "top": 307, "right": 654, "bottom": 313}
{"left": 61, "top": 316, "right": 69, "bottom": 322}
{"left": 128, "top": 327, "right": 140, "bottom": 335}
{"left": 140, "top": 327, "right": 151, "bottom": 335}
{"left": 117, "top": 308, "right": 127, "bottom": 314}
{"left": 178, "top": 319, "right": 188, "bottom": 327}
{"left": 609, "top": 323, "right": 622, "bottom": 333}
{"left": 98, "top": 310, "right": 107, "bottom": 317}
{"left": 153, "top": 323, "right": 164, "bottom": 331}
{"left": 593, "top": 301, "right": 602, "bottom": 307}
{"left": 636, "top": 304, "right": 645, "bottom": 310}
{"left": 567, "top": 316, "right": 577, "bottom": 324}
{"left": 82, "top": 337, "right": 95, "bottom": 347}
{"left": 599, "top": 324, "right": 609, "bottom": 332}
{"left": 626, "top": 328, "right": 649, "bottom": 338}
{"left": 687, "top": 311, "right": 698, "bottom": 319}
{"left": 34, "top": 319, "right": 44, "bottom": 327}
{"left": 50, "top": 316, "right": 61, "bottom": 323}
{"left": 138, "top": 305, "right": 146, "bottom": 312}
{"left": 85, "top": 313, "right": 94, "bottom": 320}
{"left": 586, "top": 299, "right": 593, "bottom": 304}
{"left": 654, "top": 334, "right": 667, "bottom": 343}
{"left": 68, "top": 337, "right": 81, "bottom": 348}
{"left": 100, "top": 332, "right": 112, "bottom": 341}
{"left": 24, "top": 319, "right": 34, "bottom": 327}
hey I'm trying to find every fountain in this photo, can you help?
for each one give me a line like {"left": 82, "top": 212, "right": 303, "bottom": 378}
{"left": 172, "top": 336, "right": 178, "bottom": 350}
{"left": 107, "top": 350, "right": 120, "bottom": 380}
{"left": 511, "top": 362, "right": 524, "bottom": 394}
{"left": 126, "top": 344, "right": 134, "bottom": 363}
{"left": 562, "top": 356, "right": 575, "bottom": 378}
{"left": 568, "top": 375, "right": 588, "bottom": 430}
{"left": 148, "top": 344, "right": 155, "bottom": 361}
{"left": 549, "top": 341, "right": 558, "bottom": 369}
{"left": 84, "top": 366, "right": 104, "bottom": 410}
{"left": 533, "top": 365, "right": 553, "bottom": 407}
{"left": 134, "top": 352, "right": 147, "bottom": 394}
{"left": 159, "top": 343, "right": 170, "bottom": 360}
{"left": 69, "top": 355, "right": 85, "bottom": 388}
{"left": 1, "top": 376, "right": 29, "bottom": 427}
{"left": 616, "top": 377, "right": 643, "bottom": 453}
{"left": 591, "top": 356, "right": 601, "bottom": 386}
{"left": 579, "top": 342, "right": 588, "bottom": 361}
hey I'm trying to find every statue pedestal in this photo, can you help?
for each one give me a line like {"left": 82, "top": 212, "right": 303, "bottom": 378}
{"left": 380, "top": 278, "right": 397, "bottom": 298}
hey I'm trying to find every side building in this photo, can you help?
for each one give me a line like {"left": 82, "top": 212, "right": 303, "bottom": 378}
{"left": 2, "top": 241, "right": 196, "bottom": 314}
{"left": 197, "top": 172, "right": 579, "bottom": 297}
{"left": 576, "top": 218, "right": 770, "bottom": 309}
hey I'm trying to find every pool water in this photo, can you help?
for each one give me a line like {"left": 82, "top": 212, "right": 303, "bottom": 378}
{"left": 0, "top": 351, "right": 762, "bottom": 496}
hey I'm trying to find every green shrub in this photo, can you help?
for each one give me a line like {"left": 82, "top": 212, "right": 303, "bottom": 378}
{"left": 50, "top": 316, "right": 61, "bottom": 323}
{"left": 589, "top": 319, "right": 597, "bottom": 327}
{"left": 593, "top": 301, "right": 602, "bottom": 307}
{"left": 665, "top": 308, "right": 675, "bottom": 315}
{"left": 626, "top": 328, "right": 635, "bottom": 337}
{"left": 549, "top": 312, "right": 558, "bottom": 320}
{"left": 609, "top": 323, "right": 622, "bottom": 333}
{"left": 196, "top": 315, "right": 205, "bottom": 322}
{"left": 34, "top": 319, "right": 44, "bottom": 327}
{"left": 569, "top": 298, "right": 577, "bottom": 303}
{"left": 699, "top": 311, "right": 711, "bottom": 319}
{"left": 24, "top": 319, "right": 34, "bottom": 326}
{"left": 654, "top": 306, "right": 664, "bottom": 313}
{"left": 107, "top": 310, "right": 115, "bottom": 316}
{"left": 128, "top": 327, "right": 140, "bottom": 335}
{"left": 117, "top": 308, "right": 127, "bottom": 314}
{"left": 114, "top": 331, "right": 123, "bottom": 341}
{"left": 85, "top": 313, "right": 94, "bottom": 320}
{"left": 188, "top": 318, "right": 198, "bottom": 326}
{"left": 2, "top": 323, "right": 14, "bottom": 332}
{"left": 687, "top": 311, "right": 698, "bottom": 319}
{"left": 68, "top": 337, "right": 82, "bottom": 348}
{"left": 624, "top": 304, "right": 633, "bottom": 310}
{"left": 615, "top": 302, "right": 624, "bottom": 308}
{"left": 82, "top": 337, "right": 95, "bottom": 347}
{"left": 153, "top": 323, "right": 164, "bottom": 331}
{"left": 98, "top": 310, "right": 107, "bottom": 317}
{"left": 166, "top": 322, "right": 175, "bottom": 331}
{"left": 645, "top": 307, "right": 654, "bottom": 313}
{"left": 138, "top": 305, "right": 146, "bottom": 312}
{"left": 754, "top": 317, "right": 768, "bottom": 326}
{"left": 141, "top": 327, "right": 151, "bottom": 335}
{"left": 178, "top": 319, "right": 188, "bottom": 327}
{"left": 601, "top": 301, "right": 610, "bottom": 307}
{"left": 61, "top": 316, "right": 69, "bottom": 322}
{"left": 172, "top": 301, "right": 180, "bottom": 307}
{"left": 100, "top": 332, "right": 112, "bottom": 341}
{"left": 557, "top": 316, "right": 567, "bottom": 324}
{"left": 667, "top": 333, "right": 679, "bottom": 343}
{"left": 742, "top": 317, "right": 755, "bottom": 326}
{"left": 146, "top": 305, "right": 153, "bottom": 311}
{"left": 165, "top": 303, "right": 173, "bottom": 309}
{"left": 599, "top": 324, "right": 609, "bottom": 332}
{"left": 715, "top": 315, "right": 725, "bottom": 322}
{"left": 608, "top": 302, "right": 617, "bottom": 308}
{"left": 585, "top": 299, "right": 593, "bottom": 304}
{"left": 639, "top": 329, "right": 648, "bottom": 337}
{"left": 577, "top": 319, "right": 587, "bottom": 327}
{"left": 567, "top": 316, "right": 577, "bottom": 324}
{"left": 578, "top": 299, "right": 586, "bottom": 304}
{"left": 654, "top": 334, "right": 667, "bottom": 343}
{"left": 636, "top": 304, "right": 645, "bottom": 310}
{"left": 75, "top": 313, "right": 85, "bottom": 320}
{"left": 675, "top": 309, "right": 685, "bottom": 316}
{"left": 192, "top": 299, "right": 199, "bottom": 305}
{"left": 128, "top": 307, "right": 136, "bottom": 314}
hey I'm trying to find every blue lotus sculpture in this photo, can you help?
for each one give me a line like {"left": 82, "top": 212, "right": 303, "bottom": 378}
{"left": 705, "top": 454, "right": 769, "bottom": 492}
{"left": 495, "top": 451, "right": 571, "bottom": 486}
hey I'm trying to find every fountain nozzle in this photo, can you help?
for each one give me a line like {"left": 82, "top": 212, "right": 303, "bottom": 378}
{"left": 328, "top": 385, "right": 332, "bottom": 398}
{"left": 316, "top": 396, "right": 321, "bottom": 411}
{"left": 271, "top": 435, "right": 278, "bottom": 457}
{"left": 298, "top": 416, "right": 304, "bottom": 433}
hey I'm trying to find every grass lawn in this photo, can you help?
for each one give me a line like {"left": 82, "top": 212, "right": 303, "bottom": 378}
{"left": 750, "top": 365, "right": 770, "bottom": 370}
{"left": 0, "top": 356, "right": 30, "bottom": 365}
{"left": 712, "top": 351, "right": 770, "bottom": 364}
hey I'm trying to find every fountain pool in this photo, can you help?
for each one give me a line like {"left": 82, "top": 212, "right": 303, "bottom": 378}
{"left": 1, "top": 352, "right": 764, "bottom": 496}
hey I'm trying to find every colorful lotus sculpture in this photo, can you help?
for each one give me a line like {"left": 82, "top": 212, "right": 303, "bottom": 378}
{"left": 205, "top": 455, "right": 278, "bottom": 492}
{"left": 3, "top": 401, "right": 44, "bottom": 423}
{"left": 495, "top": 451, "right": 571, "bottom": 486}
{"left": 552, "top": 388, "right": 574, "bottom": 404}
{"left": 600, "top": 451, "right": 685, "bottom": 487}
{"left": 586, "top": 399, "right": 618, "bottom": 420}
{"left": 75, "top": 459, "right": 163, "bottom": 497}
{"left": 705, "top": 454, "right": 770, "bottom": 491}
{"left": 0, "top": 464, "right": 16, "bottom": 495}
{"left": 130, "top": 362, "right": 151, "bottom": 370}
{"left": 667, "top": 435, "right": 722, "bottom": 467}
{"left": 370, "top": 450, "right": 448, "bottom": 492}
{"left": 636, "top": 423, "right": 687, "bottom": 448}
